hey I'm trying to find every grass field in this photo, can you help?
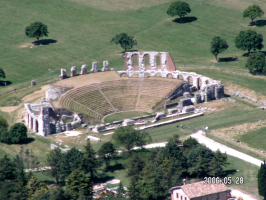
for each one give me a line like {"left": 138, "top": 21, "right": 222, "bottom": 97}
{"left": 1, "top": 0, "right": 266, "bottom": 90}
{"left": 104, "top": 111, "right": 150, "bottom": 123}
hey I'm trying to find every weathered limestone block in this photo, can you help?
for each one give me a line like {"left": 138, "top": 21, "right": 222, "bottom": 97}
{"left": 85, "top": 135, "right": 101, "bottom": 142}
{"left": 168, "top": 108, "right": 179, "bottom": 115}
{"left": 209, "top": 84, "right": 216, "bottom": 100}
{"left": 102, "top": 61, "right": 109, "bottom": 71}
{"left": 194, "top": 93, "right": 201, "bottom": 104}
{"left": 215, "top": 84, "right": 224, "bottom": 99}
{"left": 179, "top": 98, "right": 193, "bottom": 109}
{"left": 31, "top": 80, "right": 36, "bottom": 86}
{"left": 38, "top": 107, "right": 51, "bottom": 137}
{"left": 92, "top": 124, "right": 105, "bottom": 133}
{"left": 59, "top": 69, "right": 67, "bottom": 80}
{"left": 71, "top": 114, "right": 81, "bottom": 126}
{"left": 80, "top": 65, "right": 87, "bottom": 75}
{"left": 71, "top": 66, "right": 77, "bottom": 77}
{"left": 182, "top": 105, "right": 196, "bottom": 113}
{"left": 91, "top": 62, "right": 98, "bottom": 73}
{"left": 122, "top": 119, "right": 135, "bottom": 126}
{"left": 153, "top": 112, "right": 166, "bottom": 122}
{"left": 183, "top": 92, "right": 191, "bottom": 98}
{"left": 66, "top": 122, "right": 72, "bottom": 131}
{"left": 56, "top": 121, "right": 62, "bottom": 133}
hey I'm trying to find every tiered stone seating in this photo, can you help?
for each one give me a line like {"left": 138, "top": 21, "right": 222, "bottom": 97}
{"left": 59, "top": 78, "right": 182, "bottom": 118}
{"left": 137, "top": 78, "right": 180, "bottom": 111}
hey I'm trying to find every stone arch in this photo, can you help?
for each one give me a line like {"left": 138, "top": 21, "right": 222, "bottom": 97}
{"left": 197, "top": 78, "right": 202, "bottom": 90}
{"left": 144, "top": 73, "right": 150, "bottom": 78}
{"left": 132, "top": 54, "right": 138, "bottom": 66}
{"left": 121, "top": 73, "right": 128, "bottom": 78}
{"left": 155, "top": 72, "right": 162, "bottom": 77}
{"left": 35, "top": 120, "right": 39, "bottom": 133}
{"left": 167, "top": 73, "right": 173, "bottom": 79}
{"left": 144, "top": 54, "right": 150, "bottom": 66}
{"left": 205, "top": 80, "right": 210, "bottom": 84}
{"left": 132, "top": 72, "right": 139, "bottom": 78}
{"left": 177, "top": 74, "right": 184, "bottom": 80}
{"left": 156, "top": 55, "right": 161, "bottom": 67}
{"left": 187, "top": 76, "right": 193, "bottom": 85}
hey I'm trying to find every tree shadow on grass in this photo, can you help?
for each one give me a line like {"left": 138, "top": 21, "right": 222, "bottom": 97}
{"left": 172, "top": 16, "right": 197, "bottom": 24}
{"left": 0, "top": 81, "right": 12, "bottom": 86}
{"left": 94, "top": 174, "right": 115, "bottom": 184}
{"left": 218, "top": 57, "right": 237, "bottom": 62}
{"left": 32, "top": 39, "right": 57, "bottom": 46}
{"left": 106, "top": 163, "right": 125, "bottom": 173}
{"left": 16, "top": 138, "right": 35, "bottom": 144}
{"left": 255, "top": 20, "right": 266, "bottom": 27}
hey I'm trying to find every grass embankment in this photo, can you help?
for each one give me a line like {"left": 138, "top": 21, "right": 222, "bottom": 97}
{"left": 1, "top": 0, "right": 266, "bottom": 89}
{"left": 104, "top": 111, "right": 150, "bottom": 123}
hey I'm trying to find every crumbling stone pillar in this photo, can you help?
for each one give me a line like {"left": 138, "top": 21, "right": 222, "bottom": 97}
{"left": 56, "top": 121, "right": 62, "bottom": 133}
{"left": 59, "top": 69, "right": 67, "bottom": 80}
{"left": 215, "top": 84, "right": 224, "bottom": 99}
{"left": 31, "top": 80, "right": 36, "bottom": 86}
{"left": 102, "top": 61, "right": 109, "bottom": 71}
{"left": 80, "top": 65, "right": 87, "bottom": 75}
{"left": 91, "top": 62, "right": 98, "bottom": 73}
{"left": 66, "top": 122, "right": 72, "bottom": 131}
{"left": 194, "top": 93, "right": 201, "bottom": 104}
{"left": 38, "top": 107, "right": 51, "bottom": 137}
{"left": 71, "top": 66, "right": 76, "bottom": 77}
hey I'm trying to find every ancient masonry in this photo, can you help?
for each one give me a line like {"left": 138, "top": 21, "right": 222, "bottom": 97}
{"left": 24, "top": 52, "right": 224, "bottom": 136}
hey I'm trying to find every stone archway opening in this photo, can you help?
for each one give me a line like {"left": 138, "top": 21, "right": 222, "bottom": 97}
{"left": 156, "top": 55, "right": 161, "bottom": 68}
{"left": 197, "top": 78, "right": 202, "bottom": 90}
{"left": 133, "top": 54, "right": 138, "bottom": 66}
{"left": 35, "top": 120, "right": 39, "bottom": 133}
{"left": 132, "top": 73, "right": 139, "bottom": 78}
{"left": 187, "top": 76, "right": 193, "bottom": 85}
{"left": 155, "top": 73, "right": 162, "bottom": 77}
{"left": 167, "top": 73, "right": 173, "bottom": 79}
{"left": 121, "top": 73, "right": 128, "bottom": 78}
{"left": 144, "top": 73, "right": 150, "bottom": 78}
{"left": 145, "top": 54, "right": 150, "bottom": 66}
{"left": 205, "top": 80, "right": 210, "bottom": 84}
{"left": 177, "top": 74, "right": 183, "bottom": 80}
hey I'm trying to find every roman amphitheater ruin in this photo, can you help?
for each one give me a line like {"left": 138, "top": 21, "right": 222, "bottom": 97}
{"left": 24, "top": 52, "right": 224, "bottom": 136}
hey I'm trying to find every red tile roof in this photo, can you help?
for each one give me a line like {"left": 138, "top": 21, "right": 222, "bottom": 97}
{"left": 171, "top": 181, "right": 229, "bottom": 198}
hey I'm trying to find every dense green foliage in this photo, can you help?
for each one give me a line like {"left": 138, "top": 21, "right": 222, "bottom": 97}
{"left": 110, "top": 33, "right": 137, "bottom": 52}
{"left": 243, "top": 5, "right": 264, "bottom": 24}
{"left": 98, "top": 141, "right": 116, "bottom": 170}
{"left": 46, "top": 148, "right": 64, "bottom": 184}
{"left": 65, "top": 169, "right": 93, "bottom": 199}
{"left": 245, "top": 52, "right": 266, "bottom": 75}
{"left": 0, "top": 123, "right": 28, "bottom": 144}
{"left": 211, "top": 36, "right": 229, "bottom": 61}
{"left": 235, "top": 29, "right": 264, "bottom": 54}
{"left": 0, "top": 68, "right": 5, "bottom": 80}
{"left": 112, "top": 126, "right": 151, "bottom": 152}
{"left": 25, "top": 22, "right": 49, "bottom": 41}
{"left": 258, "top": 162, "right": 266, "bottom": 200}
{"left": 166, "top": 1, "right": 191, "bottom": 22}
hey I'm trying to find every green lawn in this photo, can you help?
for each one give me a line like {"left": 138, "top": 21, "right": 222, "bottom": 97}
{"left": 1, "top": 0, "right": 266, "bottom": 90}
{"left": 104, "top": 111, "right": 150, "bottom": 123}
{"left": 237, "top": 127, "right": 266, "bottom": 152}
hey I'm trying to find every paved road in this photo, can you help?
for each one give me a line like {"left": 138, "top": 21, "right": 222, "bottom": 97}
{"left": 190, "top": 131, "right": 263, "bottom": 167}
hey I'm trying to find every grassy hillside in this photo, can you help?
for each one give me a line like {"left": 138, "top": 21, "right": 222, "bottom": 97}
{"left": 1, "top": 0, "right": 266, "bottom": 88}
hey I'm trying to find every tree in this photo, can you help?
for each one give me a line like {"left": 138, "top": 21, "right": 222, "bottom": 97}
{"left": 258, "top": 161, "right": 266, "bottom": 200}
{"left": 65, "top": 169, "right": 93, "bottom": 200}
{"left": 62, "top": 147, "right": 84, "bottom": 178}
{"left": 110, "top": 33, "right": 137, "bottom": 52}
{"left": 98, "top": 141, "right": 116, "bottom": 170}
{"left": 112, "top": 126, "right": 151, "bottom": 153}
{"left": 25, "top": 22, "right": 49, "bottom": 41}
{"left": 47, "top": 148, "right": 64, "bottom": 184}
{"left": 8, "top": 123, "right": 28, "bottom": 144}
{"left": 116, "top": 181, "right": 126, "bottom": 200}
{"left": 235, "top": 29, "right": 264, "bottom": 55}
{"left": 209, "top": 149, "right": 229, "bottom": 177}
{"left": 82, "top": 140, "right": 100, "bottom": 180}
{"left": 245, "top": 52, "right": 266, "bottom": 75}
{"left": 167, "top": 1, "right": 191, "bottom": 23}
{"left": 0, "top": 155, "right": 16, "bottom": 182}
{"left": 211, "top": 36, "right": 229, "bottom": 61}
{"left": 0, "top": 115, "right": 8, "bottom": 129}
{"left": 243, "top": 5, "right": 264, "bottom": 25}
{"left": 0, "top": 68, "right": 5, "bottom": 80}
